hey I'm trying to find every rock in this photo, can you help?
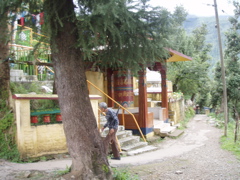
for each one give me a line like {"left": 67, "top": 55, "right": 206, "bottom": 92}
{"left": 56, "top": 177, "right": 66, "bottom": 180}
{"left": 175, "top": 170, "right": 183, "bottom": 175}
{"left": 28, "top": 92, "right": 36, "bottom": 94}
{"left": 41, "top": 85, "right": 53, "bottom": 93}
{"left": 23, "top": 171, "right": 31, "bottom": 178}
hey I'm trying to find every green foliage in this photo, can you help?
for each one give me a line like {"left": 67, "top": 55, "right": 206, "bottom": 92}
{"left": 183, "top": 15, "right": 231, "bottom": 75}
{"left": 0, "top": 111, "right": 13, "bottom": 131}
{"left": 44, "top": 0, "right": 177, "bottom": 74}
{"left": 55, "top": 165, "right": 71, "bottom": 176}
{"left": 207, "top": 2, "right": 240, "bottom": 112}
{"left": 15, "top": 28, "right": 31, "bottom": 46}
{"left": 179, "top": 107, "right": 195, "bottom": 130}
{"left": 208, "top": 112, "right": 226, "bottom": 128}
{"left": 0, "top": 110, "right": 20, "bottom": 162}
{"left": 220, "top": 121, "right": 240, "bottom": 159}
{"left": 168, "top": 23, "right": 212, "bottom": 106}
{"left": 112, "top": 168, "right": 139, "bottom": 180}
{"left": 211, "top": 1, "right": 240, "bottom": 143}
{"left": 101, "top": 164, "right": 109, "bottom": 173}
{"left": 10, "top": 82, "right": 44, "bottom": 94}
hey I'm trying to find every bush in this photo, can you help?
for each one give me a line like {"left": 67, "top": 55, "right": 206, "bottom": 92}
{"left": 0, "top": 110, "right": 20, "bottom": 162}
{"left": 179, "top": 107, "right": 195, "bottom": 129}
{"left": 10, "top": 82, "right": 43, "bottom": 94}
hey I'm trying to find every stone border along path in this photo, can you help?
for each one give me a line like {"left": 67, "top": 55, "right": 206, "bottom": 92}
{"left": 0, "top": 114, "right": 239, "bottom": 179}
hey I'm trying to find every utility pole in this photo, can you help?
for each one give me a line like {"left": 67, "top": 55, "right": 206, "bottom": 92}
{"left": 213, "top": 0, "right": 228, "bottom": 136}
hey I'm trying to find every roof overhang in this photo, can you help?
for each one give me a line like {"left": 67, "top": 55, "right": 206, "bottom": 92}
{"left": 166, "top": 49, "right": 192, "bottom": 62}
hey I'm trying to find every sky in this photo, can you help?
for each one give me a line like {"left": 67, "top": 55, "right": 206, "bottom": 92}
{"left": 148, "top": 0, "right": 235, "bottom": 17}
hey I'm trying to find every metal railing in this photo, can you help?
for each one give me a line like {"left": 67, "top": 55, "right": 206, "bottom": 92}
{"left": 87, "top": 80, "right": 146, "bottom": 142}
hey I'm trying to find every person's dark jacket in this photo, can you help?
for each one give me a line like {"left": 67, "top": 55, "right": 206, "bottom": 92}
{"left": 104, "top": 108, "right": 119, "bottom": 130}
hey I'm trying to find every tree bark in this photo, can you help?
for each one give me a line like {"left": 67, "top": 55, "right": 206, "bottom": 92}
{"left": 234, "top": 106, "right": 239, "bottom": 143}
{"left": 45, "top": 0, "right": 112, "bottom": 179}
{"left": 0, "top": 12, "right": 10, "bottom": 113}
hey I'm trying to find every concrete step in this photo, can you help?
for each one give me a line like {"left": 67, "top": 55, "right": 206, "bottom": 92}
{"left": 154, "top": 122, "right": 171, "bottom": 134}
{"left": 154, "top": 122, "right": 177, "bottom": 137}
{"left": 101, "top": 125, "right": 125, "bottom": 136}
{"left": 121, "top": 141, "right": 148, "bottom": 152}
{"left": 118, "top": 136, "right": 140, "bottom": 147}
{"left": 127, "top": 145, "right": 158, "bottom": 156}
{"left": 116, "top": 130, "right": 132, "bottom": 139}
{"left": 102, "top": 130, "right": 130, "bottom": 138}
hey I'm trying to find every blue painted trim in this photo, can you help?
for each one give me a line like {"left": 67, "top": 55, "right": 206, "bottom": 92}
{"left": 126, "top": 127, "right": 153, "bottom": 135}
{"left": 114, "top": 87, "right": 133, "bottom": 91}
{"left": 164, "top": 118, "right": 169, "bottom": 123}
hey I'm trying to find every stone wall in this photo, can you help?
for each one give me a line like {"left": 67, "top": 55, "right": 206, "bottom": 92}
{"left": 168, "top": 98, "right": 185, "bottom": 125}
{"left": 13, "top": 94, "right": 101, "bottom": 159}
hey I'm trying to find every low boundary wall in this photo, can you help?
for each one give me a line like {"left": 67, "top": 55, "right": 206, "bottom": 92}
{"left": 13, "top": 94, "right": 101, "bottom": 159}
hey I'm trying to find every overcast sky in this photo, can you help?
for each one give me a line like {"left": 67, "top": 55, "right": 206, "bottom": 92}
{"left": 148, "top": 0, "right": 235, "bottom": 17}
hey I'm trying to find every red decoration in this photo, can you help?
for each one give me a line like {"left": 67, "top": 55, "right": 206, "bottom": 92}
{"left": 31, "top": 116, "right": 38, "bottom": 123}
{"left": 56, "top": 114, "right": 62, "bottom": 122}
{"left": 43, "top": 114, "right": 50, "bottom": 123}
{"left": 40, "top": 12, "right": 44, "bottom": 25}
{"left": 20, "top": 17, "right": 24, "bottom": 26}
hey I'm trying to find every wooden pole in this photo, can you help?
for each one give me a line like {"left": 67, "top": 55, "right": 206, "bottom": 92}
{"left": 214, "top": 0, "right": 228, "bottom": 136}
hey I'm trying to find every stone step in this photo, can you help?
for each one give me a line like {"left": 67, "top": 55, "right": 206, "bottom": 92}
{"left": 154, "top": 122, "right": 177, "bottom": 137}
{"left": 121, "top": 141, "right": 148, "bottom": 152}
{"left": 154, "top": 122, "right": 171, "bottom": 129}
{"left": 118, "top": 136, "right": 140, "bottom": 147}
{"left": 168, "top": 129, "right": 184, "bottom": 138}
{"left": 127, "top": 145, "right": 158, "bottom": 156}
{"left": 160, "top": 126, "right": 176, "bottom": 134}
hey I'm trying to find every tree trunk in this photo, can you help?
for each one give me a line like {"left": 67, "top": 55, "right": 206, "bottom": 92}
{"left": 190, "top": 93, "right": 196, "bottom": 102}
{"left": 0, "top": 13, "right": 10, "bottom": 114}
{"left": 45, "top": 1, "right": 112, "bottom": 179}
{"left": 234, "top": 107, "right": 239, "bottom": 143}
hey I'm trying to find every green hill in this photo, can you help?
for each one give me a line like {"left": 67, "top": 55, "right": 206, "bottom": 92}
{"left": 183, "top": 15, "right": 231, "bottom": 77}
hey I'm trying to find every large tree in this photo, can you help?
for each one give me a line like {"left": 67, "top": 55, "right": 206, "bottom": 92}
{"left": 224, "top": 1, "right": 240, "bottom": 142}
{"left": 0, "top": 1, "right": 15, "bottom": 112}
{"left": 0, "top": 0, "right": 45, "bottom": 112}
{"left": 168, "top": 23, "right": 212, "bottom": 106}
{"left": 43, "top": 0, "right": 174, "bottom": 178}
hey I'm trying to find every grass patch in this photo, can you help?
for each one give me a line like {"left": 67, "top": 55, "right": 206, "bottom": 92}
{"left": 112, "top": 168, "right": 139, "bottom": 180}
{"left": 209, "top": 112, "right": 240, "bottom": 159}
{"left": 55, "top": 166, "right": 71, "bottom": 176}
{"left": 220, "top": 122, "right": 240, "bottom": 159}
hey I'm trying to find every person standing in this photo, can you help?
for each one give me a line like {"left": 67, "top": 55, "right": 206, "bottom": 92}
{"left": 99, "top": 102, "right": 121, "bottom": 160}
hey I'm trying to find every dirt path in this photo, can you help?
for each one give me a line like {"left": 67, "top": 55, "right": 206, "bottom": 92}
{"left": 0, "top": 114, "right": 239, "bottom": 179}
{"left": 122, "top": 114, "right": 240, "bottom": 179}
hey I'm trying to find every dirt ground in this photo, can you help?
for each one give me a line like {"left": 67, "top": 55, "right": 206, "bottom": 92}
{"left": 0, "top": 114, "right": 239, "bottom": 179}
{"left": 123, "top": 115, "right": 240, "bottom": 180}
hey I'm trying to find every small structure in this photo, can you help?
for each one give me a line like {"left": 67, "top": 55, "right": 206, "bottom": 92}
{"left": 12, "top": 94, "right": 101, "bottom": 159}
